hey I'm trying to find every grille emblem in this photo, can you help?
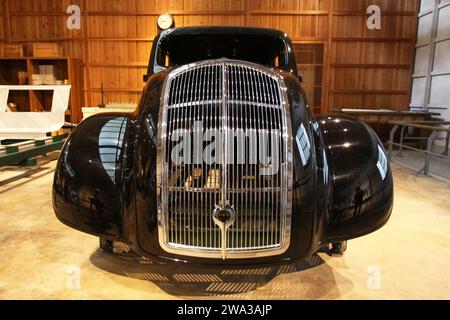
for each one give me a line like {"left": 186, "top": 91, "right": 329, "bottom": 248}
{"left": 212, "top": 203, "right": 236, "bottom": 260}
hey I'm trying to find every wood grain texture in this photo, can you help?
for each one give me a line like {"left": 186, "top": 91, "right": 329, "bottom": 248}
{"left": 0, "top": 0, "right": 420, "bottom": 119}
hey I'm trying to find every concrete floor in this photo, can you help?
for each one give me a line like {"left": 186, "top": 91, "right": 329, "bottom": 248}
{"left": 0, "top": 153, "right": 449, "bottom": 300}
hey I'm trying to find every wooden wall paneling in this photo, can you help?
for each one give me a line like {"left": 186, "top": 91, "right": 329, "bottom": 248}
{"left": 136, "top": 0, "right": 155, "bottom": 12}
{"left": 405, "top": 0, "right": 419, "bottom": 114}
{"left": 0, "top": 15, "right": 5, "bottom": 42}
{"left": 81, "top": 0, "right": 91, "bottom": 107}
{"left": 68, "top": 57, "right": 84, "bottom": 123}
{"left": 0, "top": 0, "right": 421, "bottom": 120}
{"left": 328, "top": 0, "right": 420, "bottom": 111}
{"left": 3, "top": 0, "right": 10, "bottom": 42}
{"left": 322, "top": 0, "right": 333, "bottom": 114}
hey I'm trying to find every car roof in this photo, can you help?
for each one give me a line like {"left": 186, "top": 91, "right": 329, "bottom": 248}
{"left": 160, "top": 26, "right": 288, "bottom": 39}
{"left": 145, "top": 26, "right": 297, "bottom": 79}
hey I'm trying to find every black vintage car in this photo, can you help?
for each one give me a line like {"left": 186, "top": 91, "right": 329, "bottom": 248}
{"left": 53, "top": 27, "right": 393, "bottom": 264}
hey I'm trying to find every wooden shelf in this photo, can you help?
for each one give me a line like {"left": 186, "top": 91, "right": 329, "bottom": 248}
{"left": 0, "top": 57, "right": 83, "bottom": 123}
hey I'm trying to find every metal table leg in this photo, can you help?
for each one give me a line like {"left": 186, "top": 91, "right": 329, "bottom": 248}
{"left": 388, "top": 124, "right": 399, "bottom": 162}
{"left": 398, "top": 126, "right": 407, "bottom": 157}
{"left": 417, "top": 130, "right": 439, "bottom": 176}
{"left": 444, "top": 130, "right": 450, "bottom": 157}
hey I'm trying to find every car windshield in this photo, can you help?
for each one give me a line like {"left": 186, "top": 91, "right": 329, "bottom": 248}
{"left": 154, "top": 33, "right": 291, "bottom": 72}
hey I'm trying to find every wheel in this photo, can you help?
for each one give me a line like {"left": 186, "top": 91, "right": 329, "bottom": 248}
{"left": 330, "top": 241, "right": 347, "bottom": 255}
{"left": 319, "top": 243, "right": 331, "bottom": 253}
{"left": 99, "top": 238, "right": 114, "bottom": 252}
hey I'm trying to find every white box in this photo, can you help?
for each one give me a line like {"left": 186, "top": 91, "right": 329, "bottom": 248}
{"left": 42, "top": 74, "right": 56, "bottom": 85}
{"left": 39, "top": 65, "right": 55, "bottom": 75}
{"left": 32, "top": 74, "right": 42, "bottom": 85}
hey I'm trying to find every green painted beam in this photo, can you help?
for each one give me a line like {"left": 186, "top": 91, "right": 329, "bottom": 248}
{"left": 0, "top": 139, "right": 65, "bottom": 166}
{"left": 1, "top": 134, "right": 68, "bottom": 154}
{"left": 19, "top": 158, "right": 38, "bottom": 167}
{"left": 6, "top": 145, "right": 19, "bottom": 153}
{"left": 0, "top": 139, "right": 24, "bottom": 145}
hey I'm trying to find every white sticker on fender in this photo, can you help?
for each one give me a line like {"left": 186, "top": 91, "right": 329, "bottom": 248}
{"left": 377, "top": 145, "right": 388, "bottom": 181}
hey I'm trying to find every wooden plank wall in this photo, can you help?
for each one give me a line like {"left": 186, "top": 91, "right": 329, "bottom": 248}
{"left": 0, "top": 0, "right": 420, "bottom": 118}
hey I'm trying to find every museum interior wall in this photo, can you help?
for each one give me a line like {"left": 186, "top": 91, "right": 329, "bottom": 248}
{"left": 0, "top": 0, "right": 420, "bottom": 121}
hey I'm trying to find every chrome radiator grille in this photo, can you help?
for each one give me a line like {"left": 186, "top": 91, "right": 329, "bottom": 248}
{"left": 157, "top": 60, "right": 292, "bottom": 259}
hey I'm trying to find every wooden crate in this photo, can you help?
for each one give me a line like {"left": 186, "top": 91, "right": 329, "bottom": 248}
{"left": 0, "top": 44, "right": 24, "bottom": 57}
{"left": 32, "top": 43, "right": 63, "bottom": 58}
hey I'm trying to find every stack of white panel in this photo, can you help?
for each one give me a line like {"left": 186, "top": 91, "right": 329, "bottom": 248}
{"left": 0, "top": 85, "right": 71, "bottom": 140}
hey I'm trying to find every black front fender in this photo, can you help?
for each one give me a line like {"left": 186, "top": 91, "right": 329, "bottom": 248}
{"left": 52, "top": 113, "right": 133, "bottom": 239}
{"left": 318, "top": 116, "right": 394, "bottom": 242}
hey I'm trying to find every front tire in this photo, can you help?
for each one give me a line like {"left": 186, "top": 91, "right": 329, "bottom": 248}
{"left": 99, "top": 238, "right": 114, "bottom": 252}
{"left": 330, "top": 241, "right": 347, "bottom": 255}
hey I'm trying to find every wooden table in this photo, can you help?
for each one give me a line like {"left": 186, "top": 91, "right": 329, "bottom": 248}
{"left": 333, "top": 109, "right": 441, "bottom": 124}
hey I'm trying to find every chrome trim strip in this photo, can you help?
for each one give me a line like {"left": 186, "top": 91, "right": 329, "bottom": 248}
{"left": 217, "top": 63, "right": 229, "bottom": 260}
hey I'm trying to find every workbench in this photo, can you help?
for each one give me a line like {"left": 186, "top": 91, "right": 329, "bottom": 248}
{"left": 333, "top": 109, "right": 441, "bottom": 124}
{"left": 388, "top": 121, "right": 450, "bottom": 176}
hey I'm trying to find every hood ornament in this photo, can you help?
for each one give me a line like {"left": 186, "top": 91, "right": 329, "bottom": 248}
{"left": 212, "top": 202, "right": 236, "bottom": 260}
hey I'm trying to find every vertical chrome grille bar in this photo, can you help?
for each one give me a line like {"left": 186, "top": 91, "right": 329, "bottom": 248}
{"left": 214, "top": 65, "right": 220, "bottom": 249}
{"left": 205, "top": 66, "right": 214, "bottom": 248}
{"left": 247, "top": 68, "right": 253, "bottom": 250}
{"left": 194, "top": 67, "right": 199, "bottom": 247}
{"left": 205, "top": 65, "right": 210, "bottom": 248}
{"left": 257, "top": 69, "right": 266, "bottom": 247}
{"left": 200, "top": 66, "right": 205, "bottom": 247}
{"left": 255, "top": 69, "right": 261, "bottom": 248}
{"left": 174, "top": 72, "right": 181, "bottom": 245}
{"left": 221, "top": 63, "right": 227, "bottom": 206}
{"left": 229, "top": 65, "right": 234, "bottom": 249}
{"left": 275, "top": 78, "right": 282, "bottom": 245}
{"left": 265, "top": 74, "right": 275, "bottom": 246}
{"left": 167, "top": 78, "right": 174, "bottom": 245}
{"left": 240, "top": 66, "right": 248, "bottom": 249}
{"left": 220, "top": 63, "right": 228, "bottom": 259}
